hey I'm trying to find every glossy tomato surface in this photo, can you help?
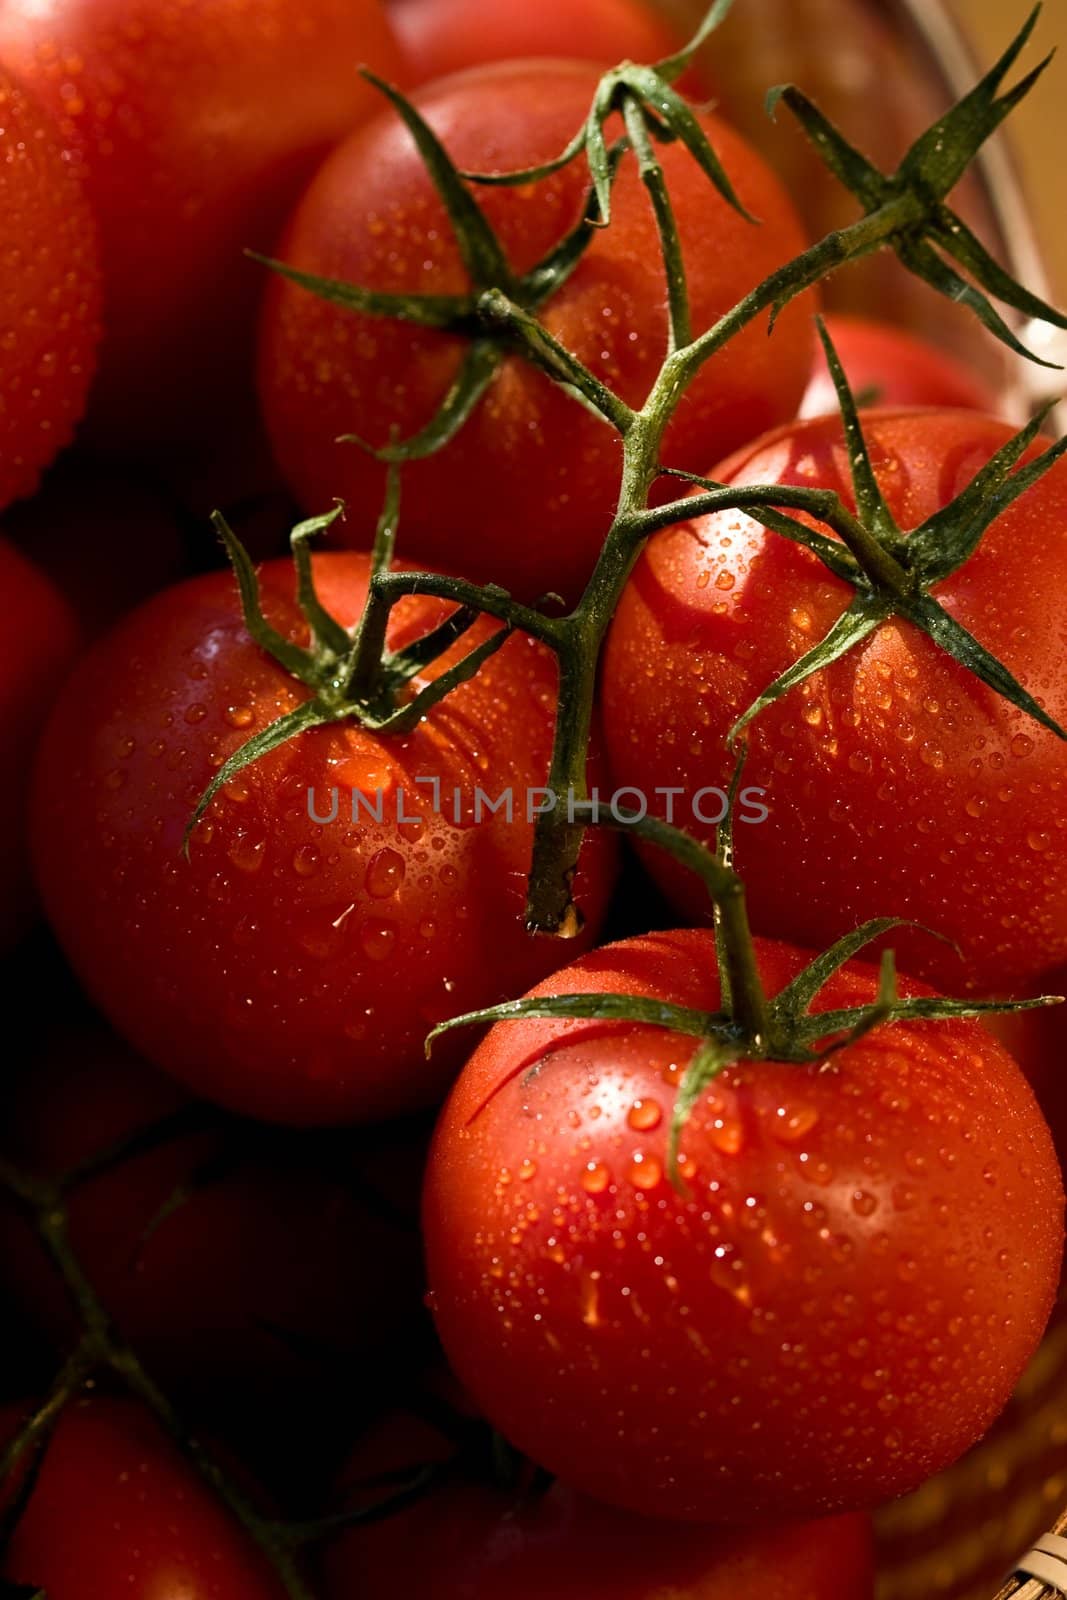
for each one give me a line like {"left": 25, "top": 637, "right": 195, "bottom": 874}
{"left": 0, "top": 69, "right": 100, "bottom": 510}
{"left": 424, "top": 931, "right": 1063, "bottom": 1523}
{"left": 324, "top": 1409, "right": 874, "bottom": 1599}
{"left": 603, "top": 410, "right": 1067, "bottom": 995}
{"left": 0, "top": 541, "right": 80, "bottom": 954}
{"left": 0, "top": 0, "right": 403, "bottom": 443}
{"left": 390, "top": 0, "right": 689, "bottom": 85}
{"left": 259, "top": 60, "right": 815, "bottom": 601}
{"left": 800, "top": 315, "right": 999, "bottom": 418}
{"left": 1, "top": 1396, "right": 285, "bottom": 1599}
{"left": 30, "top": 549, "right": 614, "bottom": 1124}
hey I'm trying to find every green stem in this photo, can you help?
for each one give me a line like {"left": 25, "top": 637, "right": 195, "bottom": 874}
{"left": 476, "top": 289, "right": 637, "bottom": 434}
{"left": 622, "top": 96, "right": 691, "bottom": 352}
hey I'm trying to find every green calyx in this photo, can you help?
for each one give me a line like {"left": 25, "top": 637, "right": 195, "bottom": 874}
{"left": 182, "top": 493, "right": 521, "bottom": 852}
{"left": 426, "top": 799, "right": 1060, "bottom": 1188}
{"left": 722, "top": 316, "right": 1067, "bottom": 745}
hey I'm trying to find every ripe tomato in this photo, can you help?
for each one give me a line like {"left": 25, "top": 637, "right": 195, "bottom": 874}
{"left": 799, "top": 315, "right": 999, "bottom": 418}
{"left": 0, "top": 541, "right": 80, "bottom": 954}
{"left": 258, "top": 61, "right": 815, "bottom": 602}
{"left": 0, "top": 68, "right": 100, "bottom": 511}
{"left": 424, "top": 930, "right": 1063, "bottom": 1523}
{"left": 30, "top": 550, "right": 614, "bottom": 1124}
{"left": 324, "top": 1409, "right": 874, "bottom": 1599}
{"left": 0, "top": 0, "right": 404, "bottom": 445}
{"left": 1, "top": 1395, "right": 285, "bottom": 1598}
{"left": 0, "top": 1019, "right": 426, "bottom": 1441}
{"left": 602, "top": 410, "right": 1067, "bottom": 997}
{"left": 389, "top": 0, "right": 689, "bottom": 86}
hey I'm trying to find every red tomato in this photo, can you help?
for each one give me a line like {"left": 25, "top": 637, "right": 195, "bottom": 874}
{"left": 258, "top": 61, "right": 815, "bottom": 602}
{"left": 0, "top": 0, "right": 404, "bottom": 445}
{"left": 30, "top": 550, "right": 614, "bottom": 1124}
{"left": 390, "top": 0, "right": 689, "bottom": 85}
{"left": 0, "top": 541, "right": 80, "bottom": 953}
{"left": 602, "top": 410, "right": 1067, "bottom": 997}
{"left": 1, "top": 1395, "right": 285, "bottom": 1598}
{"left": 324, "top": 1409, "right": 874, "bottom": 1599}
{"left": 0, "top": 1020, "right": 426, "bottom": 1436}
{"left": 424, "top": 930, "right": 1063, "bottom": 1523}
{"left": 0, "top": 69, "right": 100, "bottom": 511}
{"left": 800, "top": 315, "right": 999, "bottom": 418}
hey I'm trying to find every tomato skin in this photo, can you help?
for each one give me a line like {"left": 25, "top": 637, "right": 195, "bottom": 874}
{"left": 324, "top": 1411, "right": 874, "bottom": 1600}
{"left": 0, "top": 0, "right": 403, "bottom": 444}
{"left": 0, "top": 1021, "right": 426, "bottom": 1439}
{"left": 29, "top": 550, "right": 614, "bottom": 1125}
{"left": 602, "top": 410, "right": 1067, "bottom": 996}
{"left": 390, "top": 0, "right": 687, "bottom": 85}
{"left": 800, "top": 315, "right": 999, "bottom": 418}
{"left": 0, "top": 1396, "right": 286, "bottom": 1599}
{"left": 0, "top": 542, "right": 81, "bottom": 954}
{"left": 0, "top": 70, "right": 100, "bottom": 511}
{"left": 258, "top": 61, "right": 815, "bottom": 602}
{"left": 424, "top": 930, "right": 1063, "bottom": 1523}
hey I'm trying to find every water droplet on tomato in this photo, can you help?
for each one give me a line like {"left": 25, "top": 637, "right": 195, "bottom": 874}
{"left": 580, "top": 1161, "right": 610, "bottom": 1195}
{"left": 773, "top": 1104, "right": 819, "bottom": 1144}
{"left": 361, "top": 922, "right": 396, "bottom": 961}
{"left": 628, "top": 1099, "right": 662, "bottom": 1132}
{"left": 292, "top": 844, "right": 321, "bottom": 877}
{"left": 225, "top": 705, "right": 254, "bottom": 728}
{"left": 366, "top": 846, "right": 405, "bottom": 898}
{"left": 628, "top": 1154, "right": 662, "bottom": 1190}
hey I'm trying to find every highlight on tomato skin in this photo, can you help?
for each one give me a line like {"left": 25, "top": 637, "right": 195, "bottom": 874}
{"left": 28, "top": 549, "right": 615, "bottom": 1126}
{"left": 424, "top": 930, "right": 1064, "bottom": 1526}
{"left": 257, "top": 58, "right": 816, "bottom": 604}
{"left": 602, "top": 409, "right": 1067, "bottom": 999}
{"left": 0, "top": 1396, "right": 288, "bottom": 1599}
{"left": 0, "top": 0, "right": 406, "bottom": 447}
{"left": 322, "top": 1407, "right": 876, "bottom": 1600}
{"left": 0, "top": 68, "right": 101, "bottom": 514}
{"left": 799, "top": 315, "right": 1001, "bottom": 418}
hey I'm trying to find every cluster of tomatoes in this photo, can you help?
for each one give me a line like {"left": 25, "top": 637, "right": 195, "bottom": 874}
{"left": 2, "top": 0, "right": 1067, "bottom": 1595}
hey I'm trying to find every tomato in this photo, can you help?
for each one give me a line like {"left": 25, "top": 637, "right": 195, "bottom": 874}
{"left": 0, "top": 68, "right": 100, "bottom": 512}
{"left": 0, "top": 541, "right": 80, "bottom": 954}
{"left": 799, "top": 315, "right": 999, "bottom": 418}
{"left": 1, "top": 1395, "right": 285, "bottom": 1598}
{"left": 30, "top": 550, "right": 614, "bottom": 1124}
{"left": 323, "top": 1409, "right": 874, "bottom": 1599}
{"left": 0, "top": 1019, "right": 427, "bottom": 1447}
{"left": 0, "top": 0, "right": 404, "bottom": 445}
{"left": 602, "top": 409, "right": 1067, "bottom": 998}
{"left": 390, "top": 0, "right": 691, "bottom": 86}
{"left": 423, "top": 930, "right": 1063, "bottom": 1523}
{"left": 258, "top": 61, "right": 815, "bottom": 602}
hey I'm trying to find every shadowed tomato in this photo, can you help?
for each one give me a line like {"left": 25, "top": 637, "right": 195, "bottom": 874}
{"left": 424, "top": 930, "right": 1063, "bottom": 1523}
{"left": 0, "top": 1396, "right": 286, "bottom": 1598}
{"left": 0, "top": 0, "right": 404, "bottom": 445}
{"left": 30, "top": 550, "right": 614, "bottom": 1124}
{"left": 603, "top": 410, "right": 1067, "bottom": 997}
{"left": 0, "top": 542, "right": 80, "bottom": 953}
{"left": 0, "top": 69, "right": 100, "bottom": 511}
{"left": 323, "top": 1409, "right": 875, "bottom": 1598}
{"left": 389, "top": 0, "right": 698, "bottom": 87}
{"left": 800, "top": 315, "right": 999, "bottom": 418}
{"left": 0, "top": 1020, "right": 427, "bottom": 1443}
{"left": 258, "top": 60, "right": 815, "bottom": 601}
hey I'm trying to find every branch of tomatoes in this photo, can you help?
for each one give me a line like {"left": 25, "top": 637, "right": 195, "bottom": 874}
{"left": 0, "top": 1121, "right": 449, "bottom": 1596}
{"left": 219, "top": 1, "right": 1067, "bottom": 943}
